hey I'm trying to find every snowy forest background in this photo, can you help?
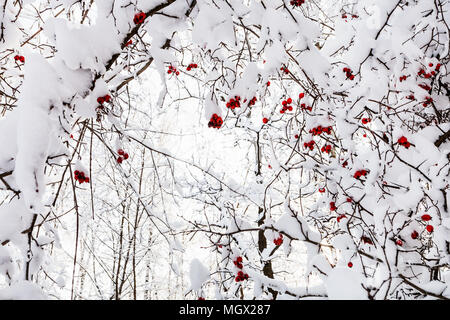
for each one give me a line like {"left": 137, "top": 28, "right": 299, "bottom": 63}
{"left": 0, "top": 0, "right": 449, "bottom": 300}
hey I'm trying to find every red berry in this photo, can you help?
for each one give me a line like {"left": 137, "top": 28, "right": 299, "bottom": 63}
{"left": 118, "top": 149, "right": 124, "bottom": 155}
{"left": 123, "top": 153, "right": 129, "bottom": 160}
{"left": 421, "top": 214, "right": 431, "bottom": 221}
{"left": 426, "top": 225, "right": 434, "bottom": 233}
{"left": 117, "top": 157, "right": 123, "bottom": 164}
{"left": 411, "top": 230, "right": 419, "bottom": 239}
{"left": 262, "top": 118, "right": 269, "bottom": 124}
{"left": 396, "top": 239, "right": 403, "bottom": 246}
{"left": 348, "top": 262, "right": 353, "bottom": 268}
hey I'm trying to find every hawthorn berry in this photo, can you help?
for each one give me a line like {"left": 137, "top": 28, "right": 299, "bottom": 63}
{"left": 273, "top": 234, "right": 283, "bottom": 246}
{"left": 290, "top": 0, "right": 305, "bottom": 6}
{"left": 318, "top": 188, "right": 325, "bottom": 193}
{"left": 354, "top": 169, "right": 368, "bottom": 179}
{"left": 208, "top": 114, "right": 223, "bottom": 129}
{"left": 361, "top": 118, "right": 371, "bottom": 124}
{"left": 303, "top": 140, "right": 315, "bottom": 150}
{"left": 342, "top": 67, "right": 355, "bottom": 80}
{"left": 396, "top": 239, "right": 403, "bottom": 246}
{"left": 133, "top": 12, "right": 146, "bottom": 24}
{"left": 421, "top": 214, "right": 432, "bottom": 221}
{"left": 348, "top": 262, "right": 353, "bottom": 268}
{"left": 426, "top": 225, "right": 434, "bottom": 233}
{"left": 361, "top": 236, "right": 373, "bottom": 245}
{"left": 280, "top": 66, "right": 290, "bottom": 74}
{"left": 167, "top": 65, "right": 180, "bottom": 76}
{"left": 321, "top": 144, "right": 332, "bottom": 154}
{"left": 262, "top": 117, "right": 269, "bottom": 124}
{"left": 14, "top": 55, "right": 25, "bottom": 63}
{"left": 233, "top": 256, "right": 243, "bottom": 269}
{"left": 74, "top": 170, "right": 89, "bottom": 184}
{"left": 97, "top": 94, "right": 111, "bottom": 105}
{"left": 226, "top": 96, "right": 241, "bottom": 109}
{"left": 411, "top": 230, "right": 419, "bottom": 239}
{"left": 397, "top": 136, "right": 411, "bottom": 149}
{"left": 330, "top": 202, "right": 336, "bottom": 211}
{"left": 187, "top": 63, "right": 198, "bottom": 71}
{"left": 337, "top": 214, "right": 346, "bottom": 222}
{"left": 247, "top": 97, "right": 257, "bottom": 107}
{"left": 117, "top": 157, "right": 123, "bottom": 164}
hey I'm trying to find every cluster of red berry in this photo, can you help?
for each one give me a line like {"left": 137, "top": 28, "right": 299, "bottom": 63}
{"left": 117, "top": 149, "right": 129, "bottom": 164}
{"left": 421, "top": 214, "right": 434, "bottom": 233}
{"left": 186, "top": 63, "right": 198, "bottom": 71}
{"left": 321, "top": 144, "right": 332, "bottom": 153}
{"left": 280, "top": 98, "right": 293, "bottom": 113}
{"left": 14, "top": 55, "right": 25, "bottom": 63}
{"left": 97, "top": 94, "right": 111, "bottom": 105}
{"left": 233, "top": 256, "right": 243, "bottom": 269}
{"left": 353, "top": 169, "right": 368, "bottom": 179}
{"left": 418, "top": 83, "right": 431, "bottom": 91}
{"left": 342, "top": 67, "right": 355, "bottom": 80}
{"left": 397, "top": 136, "right": 411, "bottom": 148}
{"left": 273, "top": 234, "right": 283, "bottom": 246}
{"left": 226, "top": 96, "right": 241, "bottom": 109}
{"left": 342, "top": 13, "right": 359, "bottom": 19}
{"left": 167, "top": 65, "right": 180, "bottom": 75}
{"left": 280, "top": 66, "right": 290, "bottom": 74}
{"left": 303, "top": 140, "right": 315, "bottom": 150}
{"left": 337, "top": 214, "right": 346, "bottom": 222}
{"left": 330, "top": 202, "right": 337, "bottom": 211}
{"left": 235, "top": 271, "right": 249, "bottom": 282}
{"left": 208, "top": 114, "right": 223, "bottom": 129}
{"left": 309, "top": 125, "right": 332, "bottom": 136}
{"left": 361, "top": 117, "right": 371, "bottom": 124}
{"left": 417, "top": 63, "right": 441, "bottom": 79}
{"left": 74, "top": 170, "right": 89, "bottom": 184}
{"left": 361, "top": 236, "right": 373, "bottom": 245}
{"left": 422, "top": 96, "right": 433, "bottom": 108}
{"left": 399, "top": 75, "right": 408, "bottom": 82}
{"left": 300, "top": 103, "right": 312, "bottom": 111}
{"left": 290, "top": 0, "right": 305, "bottom": 6}
{"left": 133, "top": 12, "right": 146, "bottom": 24}
{"left": 246, "top": 96, "right": 257, "bottom": 107}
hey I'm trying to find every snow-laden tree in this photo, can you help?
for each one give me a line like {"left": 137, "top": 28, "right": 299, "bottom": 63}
{"left": 0, "top": 0, "right": 449, "bottom": 300}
